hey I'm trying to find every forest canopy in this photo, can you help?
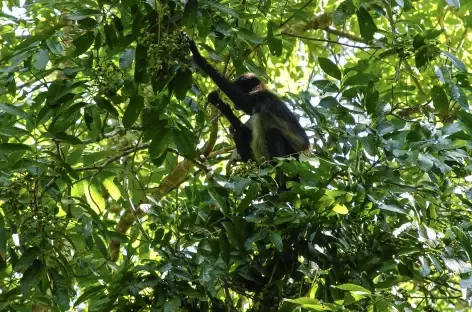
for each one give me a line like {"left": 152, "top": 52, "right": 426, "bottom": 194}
{"left": 1, "top": 0, "right": 472, "bottom": 311}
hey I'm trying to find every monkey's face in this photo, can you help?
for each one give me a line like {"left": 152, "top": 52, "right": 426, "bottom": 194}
{"left": 234, "top": 73, "right": 262, "bottom": 93}
{"left": 234, "top": 73, "right": 264, "bottom": 114}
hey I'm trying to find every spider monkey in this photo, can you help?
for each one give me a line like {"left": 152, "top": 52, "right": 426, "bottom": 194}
{"left": 182, "top": 33, "right": 309, "bottom": 178}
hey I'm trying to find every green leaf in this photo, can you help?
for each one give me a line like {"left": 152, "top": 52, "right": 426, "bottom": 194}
{"left": 67, "top": 9, "right": 103, "bottom": 21}
{"left": 0, "top": 103, "right": 27, "bottom": 118}
{"left": 415, "top": 45, "right": 440, "bottom": 69}
{"left": 32, "top": 48, "right": 49, "bottom": 70}
{"left": 456, "top": 86, "right": 469, "bottom": 109}
{"left": 0, "top": 127, "right": 30, "bottom": 137}
{"left": 94, "top": 234, "right": 109, "bottom": 259}
{"left": 0, "top": 218, "right": 5, "bottom": 254}
{"left": 49, "top": 269, "right": 71, "bottom": 310}
{"left": 20, "top": 259, "right": 45, "bottom": 294}
{"left": 154, "top": 228, "right": 165, "bottom": 243}
{"left": 378, "top": 203, "right": 406, "bottom": 214}
{"left": 333, "top": 1, "right": 356, "bottom": 26}
{"left": 173, "top": 69, "right": 192, "bottom": 100}
{"left": 467, "top": 13, "right": 472, "bottom": 27}
{"left": 94, "top": 96, "right": 118, "bottom": 116}
{"left": 183, "top": 0, "right": 199, "bottom": 27}
{"left": 119, "top": 48, "right": 135, "bottom": 69}
{"left": 172, "top": 127, "right": 196, "bottom": 159}
{"left": 102, "top": 178, "right": 121, "bottom": 201}
{"left": 375, "top": 275, "right": 399, "bottom": 288}
{"left": 336, "top": 283, "right": 371, "bottom": 294}
{"left": 318, "top": 57, "right": 342, "bottom": 80}
{"left": 344, "top": 73, "right": 379, "bottom": 87}
{"left": 104, "top": 24, "right": 118, "bottom": 48}
{"left": 267, "top": 20, "right": 282, "bottom": 56}
{"left": 208, "top": 187, "right": 229, "bottom": 215}
{"left": 15, "top": 247, "right": 41, "bottom": 271}
{"left": 78, "top": 17, "right": 99, "bottom": 30}
{"left": 237, "top": 29, "right": 263, "bottom": 44}
{"left": 164, "top": 298, "right": 181, "bottom": 312}
{"left": 357, "top": 7, "right": 377, "bottom": 41}
{"left": 319, "top": 96, "right": 339, "bottom": 109}
{"left": 222, "top": 222, "right": 242, "bottom": 249}
{"left": 269, "top": 231, "right": 283, "bottom": 252}
{"left": 60, "top": 158, "right": 79, "bottom": 180}
{"left": 149, "top": 128, "right": 171, "bottom": 159}
{"left": 15, "top": 33, "right": 52, "bottom": 50}
{"left": 161, "top": 231, "right": 172, "bottom": 246}
{"left": 365, "top": 86, "right": 380, "bottom": 115}
{"left": 72, "top": 31, "right": 95, "bottom": 56}
{"left": 418, "top": 153, "right": 434, "bottom": 171}
{"left": 286, "top": 297, "right": 332, "bottom": 310}
{"left": 452, "top": 227, "right": 472, "bottom": 263}
{"left": 332, "top": 203, "right": 348, "bottom": 214}
{"left": 443, "top": 258, "right": 472, "bottom": 273}
{"left": 425, "top": 28, "right": 444, "bottom": 39}
{"left": 134, "top": 44, "right": 149, "bottom": 83}
{"left": 48, "top": 132, "right": 83, "bottom": 145}
{"left": 434, "top": 66, "right": 451, "bottom": 84}
{"left": 442, "top": 51, "right": 466, "bottom": 72}
{"left": 431, "top": 85, "right": 449, "bottom": 115}
{"left": 73, "top": 285, "right": 106, "bottom": 307}
{"left": 219, "top": 231, "right": 230, "bottom": 264}
{"left": 237, "top": 182, "right": 260, "bottom": 214}
{"left": 123, "top": 95, "right": 144, "bottom": 128}
{"left": 312, "top": 80, "right": 339, "bottom": 93}
{"left": 0, "top": 143, "right": 30, "bottom": 152}
{"left": 209, "top": 3, "right": 239, "bottom": 18}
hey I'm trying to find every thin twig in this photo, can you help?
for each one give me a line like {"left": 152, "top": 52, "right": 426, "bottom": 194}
{"left": 280, "top": 32, "right": 380, "bottom": 50}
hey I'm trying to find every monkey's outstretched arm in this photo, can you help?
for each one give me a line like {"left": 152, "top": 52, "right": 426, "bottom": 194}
{"left": 182, "top": 33, "right": 252, "bottom": 113}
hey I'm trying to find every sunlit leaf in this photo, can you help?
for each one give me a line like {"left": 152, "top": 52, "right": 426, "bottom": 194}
{"left": 431, "top": 85, "right": 449, "bottom": 115}
{"left": 120, "top": 48, "right": 135, "bottom": 69}
{"left": 332, "top": 203, "right": 348, "bottom": 214}
{"left": 318, "top": 57, "right": 342, "bottom": 80}
{"left": 269, "top": 231, "right": 283, "bottom": 252}
{"left": 32, "top": 48, "right": 49, "bottom": 70}
{"left": 357, "top": 7, "right": 377, "bottom": 41}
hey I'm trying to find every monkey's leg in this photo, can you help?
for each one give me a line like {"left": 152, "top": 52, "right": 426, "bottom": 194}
{"left": 266, "top": 128, "right": 294, "bottom": 158}
{"left": 232, "top": 124, "right": 253, "bottom": 161}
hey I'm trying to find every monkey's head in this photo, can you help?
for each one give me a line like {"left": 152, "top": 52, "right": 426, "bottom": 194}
{"left": 234, "top": 73, "right": 265, "bottom": 93}
{"left": 234, "top": 73, "right": 265, "bottom": 113}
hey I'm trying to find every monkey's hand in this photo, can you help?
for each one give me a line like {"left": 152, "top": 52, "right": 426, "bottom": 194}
{"left": 181, "top": 32, "right": 200, "bottom": 56}
{"left": 207, "top": 90, "right": 221, "bottom": 105}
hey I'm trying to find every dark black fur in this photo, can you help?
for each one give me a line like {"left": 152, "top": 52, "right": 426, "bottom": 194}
{"left": 183, "top": 33, "right": 309, "bottom": 164}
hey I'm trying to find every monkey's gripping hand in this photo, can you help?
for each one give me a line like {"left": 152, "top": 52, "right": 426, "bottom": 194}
{"left": 181, "top": 32, "right": 201, "bottom": 59}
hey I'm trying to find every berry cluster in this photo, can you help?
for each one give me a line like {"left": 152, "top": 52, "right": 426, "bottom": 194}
{"left": 0, "top": 176, "right": 62, "bottom": 245}
{"left": 138, "top": 31, "right": 191, "bottom": 76}
{"left": 94, "top": 60, "right": 124, "bottom": 96}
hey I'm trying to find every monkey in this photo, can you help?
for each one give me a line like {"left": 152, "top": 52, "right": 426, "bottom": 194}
{"left": 182, "top": 33, "right": 310, "bottom": 165}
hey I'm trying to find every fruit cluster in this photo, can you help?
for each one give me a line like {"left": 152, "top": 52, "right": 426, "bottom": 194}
{"left": 138, "top": 31, "right": 191, "bottom": 76}
{"left": 94, "top": 60, "right": 124, "bottom": 96}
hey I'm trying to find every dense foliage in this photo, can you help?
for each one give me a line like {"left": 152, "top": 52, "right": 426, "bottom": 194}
{"left": 1, "top": 0, "right": 472, "bottom": 311}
